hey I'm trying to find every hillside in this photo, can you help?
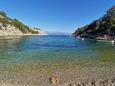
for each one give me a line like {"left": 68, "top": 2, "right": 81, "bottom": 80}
{"left": 73, "top": 6, "right": 115, "bottom": 40}
{"left": 0, "top": 11, "right": 48, "bottom": 35}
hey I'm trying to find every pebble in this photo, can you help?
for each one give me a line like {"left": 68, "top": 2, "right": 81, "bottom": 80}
{"left": 51, "top": 78, "right": 115, "bottom": 86}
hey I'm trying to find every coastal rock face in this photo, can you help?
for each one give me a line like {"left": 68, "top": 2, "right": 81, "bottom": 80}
{"left": 0, "top": 23, "right": 23, "bottom": 35}
{"left": 73, "top": 6, "right": 115, "bottom": 40}
{"left": 0, "top": 11, "right": 48, "bottom": 35}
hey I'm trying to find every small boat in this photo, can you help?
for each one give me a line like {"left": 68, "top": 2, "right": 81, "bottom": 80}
{"left": 112, "top": 40, "right": 115, "bottom": 44}
{"left": 77, "top": 37, "right": 96, "bottom": 41}
{"left": 81, "top": 38, "right": 84, "bottom": 40}
{"left": 97, "top": 39, "right": 115, "bottom": 44}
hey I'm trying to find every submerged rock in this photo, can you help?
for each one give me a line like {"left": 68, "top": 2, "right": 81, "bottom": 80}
{"left": 49, "top": 75, "right": 60, "bottom": 85}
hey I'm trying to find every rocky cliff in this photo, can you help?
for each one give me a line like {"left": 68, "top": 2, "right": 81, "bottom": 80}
{"left": 73, "top": 6, "right": 115, "bottom": 40}
{"left": 0, "top": 11, "right": 48, "bottom": 35}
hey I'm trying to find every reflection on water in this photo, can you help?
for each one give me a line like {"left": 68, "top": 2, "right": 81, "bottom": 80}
{"left": 0, "top": 35, "right": 115, "bottom": 65}
{"left": 0, "top": 36, "right": 23, "bottom": 52}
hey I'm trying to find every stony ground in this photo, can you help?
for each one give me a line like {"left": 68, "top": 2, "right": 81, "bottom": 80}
{"left": 0, "top": 60, "right": 114, "bottom": 86}
{"left": 0, "top": 78, "right": 115, "bottom": 86}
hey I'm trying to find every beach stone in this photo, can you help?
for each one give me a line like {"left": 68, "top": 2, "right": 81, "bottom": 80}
{"left": 104, "top": 79, "right": 111, "bottom": 86}
{"left": 95, "top": 79, "right": 105, "bottom": 86}
{"left": 85, "top": 81, "right": 93, "bottom": 86}
{"left": 108, "top": 79, "right": 113, "bottom": 86}
{"left": 49, "top": 75, "right": 60, "bottom": 84}
{"left": 75, "top": 82, "right": 84, "bottom": 86}
{"left": 111, "top": 79, "right": 115, "bottom": 86}
{"left": 90, "top": 79, "right": 96, "bottom": 86}
{"left": 69, "top": 83, "right": 76, "bottom": 86}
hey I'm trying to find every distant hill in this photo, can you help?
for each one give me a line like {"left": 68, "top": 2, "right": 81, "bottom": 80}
{"left": 73, "top": 6, "right": 115, "bottom": 40}
{"left": 0, "top": 11, "right": 48, "bottom": 35}
{"left": 49, "top": 32, "right": 71, "bottom": 35}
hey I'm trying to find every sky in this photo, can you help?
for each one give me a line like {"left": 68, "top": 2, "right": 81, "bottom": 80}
{"left": 0, "top": 0, "right": 114, "bottom": 33}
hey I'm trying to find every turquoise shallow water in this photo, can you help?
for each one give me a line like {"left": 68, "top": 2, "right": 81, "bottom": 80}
{"left": 0, "top": 35, "right": 115, "bottom": 66}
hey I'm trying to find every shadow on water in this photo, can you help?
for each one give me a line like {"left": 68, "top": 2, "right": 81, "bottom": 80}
{"left": 0, "top": 36, "right": 27, "bottom": 52}
{"left": 79, "top": 39, "right": 115, "bottom": 62}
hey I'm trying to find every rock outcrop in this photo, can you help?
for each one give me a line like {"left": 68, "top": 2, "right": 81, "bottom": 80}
{"left": 73, "top": 6, "right": 115, "bottom": 40}
{"left": 0, "top": 11, "right": 48, "bottom": 35}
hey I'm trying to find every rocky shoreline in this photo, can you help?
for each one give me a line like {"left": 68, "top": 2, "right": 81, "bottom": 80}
{"left": 0, "top": 23, "right": 48, "bottom": 35}
{"left": 76, "top": 34, "right": 115, "bottom": 41}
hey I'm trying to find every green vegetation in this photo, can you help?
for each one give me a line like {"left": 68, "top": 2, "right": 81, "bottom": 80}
{"left": 12, "top": 19, "right": 29, "bottom": 33}
{"left": 0, "top": 11, "right": 39, "bottom": 34}
{"left": 0, "top": 18, "right": 9, "bottom": 27}
{"left": 28, "top": 28, "right": 39, "bottom": 34}
{"left": 0, "top": 11, "right": 7, "bottom": 17}
{"left": 73, "top": 6, "right": 115, "bottom": 38}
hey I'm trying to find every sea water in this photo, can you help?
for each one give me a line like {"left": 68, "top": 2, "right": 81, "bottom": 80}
{"left": 0, "top": 35, "right": 115, "bottom": 66}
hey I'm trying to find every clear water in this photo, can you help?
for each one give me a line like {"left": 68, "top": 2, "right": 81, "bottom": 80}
{"left": 0, "top": 35, "right": 115, "bottom": 65}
